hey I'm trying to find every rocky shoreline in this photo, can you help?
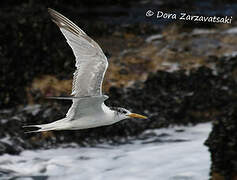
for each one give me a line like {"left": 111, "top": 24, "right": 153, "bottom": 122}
{"left": 1, "top": 1, "right": 237, "bottom": 179}
{"left": 1, "top": 51, "right": 237, "bottom": 153}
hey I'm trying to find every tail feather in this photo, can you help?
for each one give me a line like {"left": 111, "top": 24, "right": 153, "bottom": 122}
{"left": 23, "top": 124, "right": 55, "bottom": 133}
{"left": 23, "top": 118, "right": 69, "bottom": 133}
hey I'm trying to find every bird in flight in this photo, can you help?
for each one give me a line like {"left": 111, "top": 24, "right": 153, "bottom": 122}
{"left": 25, "top": 8, "right": 147, "bottom": 132}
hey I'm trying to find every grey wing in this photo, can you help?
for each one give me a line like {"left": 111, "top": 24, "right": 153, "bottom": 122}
{"left": 66, "top": 95, "right": 109, "bottom": 119}
{"left": 48, "top": 8, "right": 108, "bottom": 97}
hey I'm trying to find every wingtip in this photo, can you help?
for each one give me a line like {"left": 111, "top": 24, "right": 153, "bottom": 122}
{"left": 48, "top": 8, "right": 53, "bottom": 15}
{"left": 48, "top": 8, "right": 55, "bottom": 13}
{"left": 48, "top": 8, "right": 57, "bottom": 18}
{"left": 47, "top": 8, "right": 61, "bottom": 27}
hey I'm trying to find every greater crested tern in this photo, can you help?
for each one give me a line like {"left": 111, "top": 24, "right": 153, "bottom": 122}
{"left": 25, "top": 8, "right": 147, "bottom": 132}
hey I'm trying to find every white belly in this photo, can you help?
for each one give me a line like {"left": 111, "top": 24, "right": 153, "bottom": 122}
{"left": 68, "top": 113, "right": 115, "bottom": 130}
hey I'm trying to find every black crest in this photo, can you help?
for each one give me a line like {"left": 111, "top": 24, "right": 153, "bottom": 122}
{"left": 110, "top": 107, "right": 128, "bottom": 114}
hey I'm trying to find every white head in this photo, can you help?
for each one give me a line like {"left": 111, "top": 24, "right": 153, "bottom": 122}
{"left": 111, "top": 107, "right": 148, "bottom": 121}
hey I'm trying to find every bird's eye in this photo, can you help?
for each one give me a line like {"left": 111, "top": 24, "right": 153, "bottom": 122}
{"left": 122, "top": 110, "right": 127, "bottom": 114}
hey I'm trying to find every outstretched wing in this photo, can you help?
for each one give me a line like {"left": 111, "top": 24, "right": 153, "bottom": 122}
{"left": 48, "top": 8, "right": 108, "bottom": 97}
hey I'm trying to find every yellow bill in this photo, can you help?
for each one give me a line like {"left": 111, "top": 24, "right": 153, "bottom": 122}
{"left": 128, "top": 113, "right": 148, "bottom": 119}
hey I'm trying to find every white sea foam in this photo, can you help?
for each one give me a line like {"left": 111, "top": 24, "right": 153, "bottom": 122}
{"left": 0, "top": 123, "right": 211, "bottom": 180}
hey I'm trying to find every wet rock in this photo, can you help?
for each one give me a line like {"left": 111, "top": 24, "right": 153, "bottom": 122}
{"left": 205, "top": 103, "right": 237, "bottom": 180}
{"left": 0, "top": 141, "right": 21, "bottom": 155}
{"left": 204, "top": 54, "right": 237, "bottom": 180}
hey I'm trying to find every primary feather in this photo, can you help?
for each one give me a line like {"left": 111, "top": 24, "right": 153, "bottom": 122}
{"left": 48, "top": 8, "right": 108, "bottom": 97}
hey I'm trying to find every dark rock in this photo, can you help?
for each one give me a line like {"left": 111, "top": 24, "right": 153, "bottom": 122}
{"left": 204, "top": 54, "right": 237, "bottom": 179}
{"left": 0, "top": 141, "right": 21, "bottom": 155}
{"left": 205, "top": 103, "right": 237, "bottom": 179}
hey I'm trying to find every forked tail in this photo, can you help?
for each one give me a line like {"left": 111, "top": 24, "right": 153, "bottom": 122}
{"left": 23, "top": 118, "right": 69, "bottom": 133}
